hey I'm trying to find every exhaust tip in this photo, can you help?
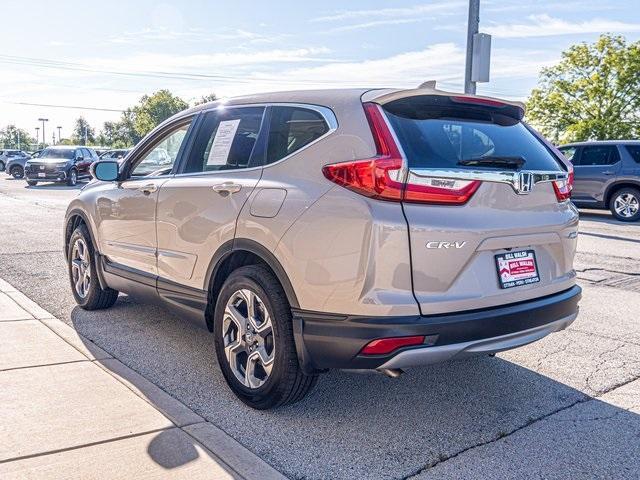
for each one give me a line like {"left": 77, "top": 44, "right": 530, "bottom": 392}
{"left": 377, "top": 368, "right": 404, "bottom": 378}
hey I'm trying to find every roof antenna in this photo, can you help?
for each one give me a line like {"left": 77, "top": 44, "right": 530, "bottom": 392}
{"left": 418, "top": 80, "right": 437, "bottom": 89}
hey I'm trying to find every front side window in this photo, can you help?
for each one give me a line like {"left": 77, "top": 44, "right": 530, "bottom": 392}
{"left": 266, "top": 107, "right": 329, "bottom": 165}
{"left": 131, "top": 122, "right": 191, "bottom": 177}
{"left": 578, "top": 146, "right": 620, "bottom": 166}
{"left": 183, "top": 107, "right": 265, "bottom": 173}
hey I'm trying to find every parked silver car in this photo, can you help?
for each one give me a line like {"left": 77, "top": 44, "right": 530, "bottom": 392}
{"left": 559, "top": 140, "right": 640, "bottom": 221}
{"left": 1, "top": 149, "right": 32, "bottom": 178}
{"left": 64, "top": 88, "right": 581, "bottom": 409}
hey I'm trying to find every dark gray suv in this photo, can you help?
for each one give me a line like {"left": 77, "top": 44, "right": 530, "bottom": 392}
{"left": 559, "top": 141, "right": 640, "bottom": 221}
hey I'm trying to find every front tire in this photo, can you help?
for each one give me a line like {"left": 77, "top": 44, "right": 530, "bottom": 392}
{"left": 609, "top": 187, "right": 640, "bottom": 222}
{"left": 213, "top": 265, "right": 317, "bottom": 409}
{"left": 67, "top": 168, "right": 78, "bottom": 186}
{"left": 0, "top": 161, "right": 5, "bottom": 171}
{"left": 26, "top": 180, "right": 38, "bottom": 186}
{"left": 10, "top": 165, "right": 23, "bottom": 179}
{"left": 67, "top": 224, "right": 119, "bottom": 310}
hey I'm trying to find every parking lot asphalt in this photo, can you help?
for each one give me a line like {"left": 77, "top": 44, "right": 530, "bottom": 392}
{"left": 1, "top": 176, "right": 639, "bottom": 479}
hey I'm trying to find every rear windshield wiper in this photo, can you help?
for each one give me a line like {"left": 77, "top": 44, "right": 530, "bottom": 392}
{"left": 458, "top": 156, "right": 526, "bottom": 170}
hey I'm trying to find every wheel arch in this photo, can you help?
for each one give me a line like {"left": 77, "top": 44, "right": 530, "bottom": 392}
{"left": 204, "top": 238, "right": 299, "bottom": 331}
{"left": 604, "top": 181, "right": 640, "bottom": 206}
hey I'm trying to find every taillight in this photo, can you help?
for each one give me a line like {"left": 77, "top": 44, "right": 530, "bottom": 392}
{"left": 553, "top": 170, "right": 573, "bottom": 202}
{"left": 322, "top": 102, "right": 481, "bottom": 205}
{"left": 360, "top": 335, "right": 426, "bottom": 355}
{"left": 321, "top": 103, "right": 404, "bottom": 201}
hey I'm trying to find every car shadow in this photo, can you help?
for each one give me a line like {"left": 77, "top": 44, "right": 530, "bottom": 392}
{"left": 69, "top": 297, "right": 640, "bottom": 478}
{"left": 578, "top": 208, "right": 633, "bottom": 225}
{"left": 24, "top": 181, "right": 88, "bottom": 190}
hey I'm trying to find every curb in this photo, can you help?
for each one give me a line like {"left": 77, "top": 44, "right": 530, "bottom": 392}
{"left": 0, "top": 278, "right": 287, "bottom": 480}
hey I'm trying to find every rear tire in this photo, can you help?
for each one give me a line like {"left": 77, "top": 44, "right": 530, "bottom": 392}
{"left": 609, "top": 187, "right": 640, "bottom": 222}
{"left": 10, "top": 165, "right": 23, "bottom": 179}
{"left": 67, "top": 224, "right": 119, "bottom": 310}
{"left": 67, "top": 168, "right": 78, "bottom": 186}
{"left": 26, "top": 180, "right": 37, "bottom": 186}
{"left": 213, "top": 265, "right": 318, "bottom": 409}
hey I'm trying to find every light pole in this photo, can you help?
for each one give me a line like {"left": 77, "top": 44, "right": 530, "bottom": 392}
{"left": 52, "top": 132, "right": 56, "bottom": 145}
{"left": 38, "top": 118, "right": 48, "bottom": 148}
{"left": 57, "top": 126, "right": 62, "bottom": 143}
{"left": 464, "top": 0, "right": 480, "bottom": 94}
{"left": 35, "top": 127, "right": 40, "bottom": 149}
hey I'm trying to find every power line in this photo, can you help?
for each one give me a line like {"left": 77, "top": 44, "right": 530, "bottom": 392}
{"left": 2, "top": 101, "right": 125, "bottom": 112}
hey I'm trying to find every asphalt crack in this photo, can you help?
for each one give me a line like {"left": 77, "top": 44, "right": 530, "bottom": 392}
{"left": 403, "top": 372, "right": 640, "bottom": 479}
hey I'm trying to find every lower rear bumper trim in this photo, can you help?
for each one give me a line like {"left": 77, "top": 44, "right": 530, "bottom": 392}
{"left": 293, "top": 285, "right": 581, "bottom": 370}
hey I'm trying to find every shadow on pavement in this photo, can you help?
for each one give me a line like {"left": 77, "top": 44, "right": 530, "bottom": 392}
{"left": 69, "top": 297, "right": 640, "bottom": 479}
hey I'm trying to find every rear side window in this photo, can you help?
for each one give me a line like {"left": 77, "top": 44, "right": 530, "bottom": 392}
{"left": 184, "top": 107, "right": 265, "bottom": 173}
{"left": 383, "top": 98, "right": 562, "bottom": 171}
{"left": 577, "top": 145, "right": 620, "bottom": 166}
{"left": 266, "top": 106, "right": 329, "bottom": 165}
{"left": 558, "top": 146, "right": 577, "bottom": 162}
{"left": 625, "top": 145, "right": 640, "bottom": 163}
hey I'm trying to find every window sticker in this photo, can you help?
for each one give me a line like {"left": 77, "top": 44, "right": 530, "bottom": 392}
{"left": 206, "top": 119, "right": 241, "bottom": 166}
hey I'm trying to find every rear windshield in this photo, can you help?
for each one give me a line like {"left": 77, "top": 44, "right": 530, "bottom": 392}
{"left": 383, "top": 99, "right": 562, "bottom": 171}
{"left": 40, "top": 149, "right": 74, "bottom": 159}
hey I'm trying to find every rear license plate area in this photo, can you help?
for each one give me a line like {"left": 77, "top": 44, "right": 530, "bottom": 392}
{"left": 495, "top": 249, "right": 540, "bottom": 289}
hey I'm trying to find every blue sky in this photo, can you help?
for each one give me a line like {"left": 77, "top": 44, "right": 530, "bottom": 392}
{"left": 1, "top": 0, "right": 639, "bottom": 140}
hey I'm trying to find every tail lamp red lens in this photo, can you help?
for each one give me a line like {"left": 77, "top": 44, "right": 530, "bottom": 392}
{"left": 552, "top": 170, "right": 573, "bottom": 202}
{"left": 321, "top": 102, "right": 481, "bottom": 205}
{"left": 360, "top": 335, "right": 426, "bottom": 355}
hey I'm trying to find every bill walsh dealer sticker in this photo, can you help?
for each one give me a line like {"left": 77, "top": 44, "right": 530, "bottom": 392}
{"left": 495, "top": 250, "right": 540, "bottom": 289}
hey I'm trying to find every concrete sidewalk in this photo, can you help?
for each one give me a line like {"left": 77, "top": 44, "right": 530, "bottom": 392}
{"left": 0, "top": 278, "right": 285, "bottom": 480}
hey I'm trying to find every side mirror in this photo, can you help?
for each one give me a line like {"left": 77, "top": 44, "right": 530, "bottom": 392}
{"left": 91, "top": 160, "right": 119, "bottom": 182}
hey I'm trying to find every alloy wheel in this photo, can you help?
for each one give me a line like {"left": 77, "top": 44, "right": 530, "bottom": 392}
{"left": 70, "top": 238, "right": 91, "bottom": 298}
{"left": 222, "top": 289, "right": 275, "bottom": 389}
{"left": 614, "top": 193, "right": 639, "bottom": 218}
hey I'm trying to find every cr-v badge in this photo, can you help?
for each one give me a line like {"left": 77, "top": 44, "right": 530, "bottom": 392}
{"left": 426, "top": 241, "right": 466, "bottom": 249}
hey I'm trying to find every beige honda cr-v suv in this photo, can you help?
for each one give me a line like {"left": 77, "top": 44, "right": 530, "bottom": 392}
{"left": 64, "top": 87, "right": 581, "bottom": 409}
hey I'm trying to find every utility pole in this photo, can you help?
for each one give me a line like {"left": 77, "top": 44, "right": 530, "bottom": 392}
{"left": 464, "top": 0, "right": 480, "bottom": 94}
{"left": 52, "top": 132, "right": 56, "bottom": 145}
{"left": 17, "top": 131, "right": 20, "bottom": 150}
{"left": 57, "top": 126, "right": 62, "bottom": 143}
{"left": 35, "top": 127, "right": 40, "bottom": 149}
{"left": 84, "top": 126, "right": 88, "bottom": 146}
{"left": 38, "top": 118, "right": 48, "bottom": 148}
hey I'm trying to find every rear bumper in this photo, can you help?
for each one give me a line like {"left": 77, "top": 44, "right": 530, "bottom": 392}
{"left": 293, "top": 285, "right": 581, "bottom": 371}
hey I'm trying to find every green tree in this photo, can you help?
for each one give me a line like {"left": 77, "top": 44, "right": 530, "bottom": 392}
{"left": 132, "top": 90, "right": 188, "bottom": 137}
{"left": 0, "top": 125, "right": 37, "bottom": 150}
{"left": 71, "top": 116, "right": 96, "bottom": 145}
{"left": 193, "top": 92, "right": 218, "bottom": 106}
{"left": 527, "top": 34, "right": 640, "bottom": 143}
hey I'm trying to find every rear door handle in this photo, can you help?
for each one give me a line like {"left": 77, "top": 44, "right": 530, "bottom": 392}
{"left": 212, "top": 182, "right": 242, "bottom": 194}
{"left": 603, "top": 171, "right": 615, "bottom": 175}
{"left": 138, "top": 184, "right": 158, "bottom": 195}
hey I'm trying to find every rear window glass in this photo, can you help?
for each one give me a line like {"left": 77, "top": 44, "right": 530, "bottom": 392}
{"left": 383, "top": 100, "right": 562, "bottom": 171}
{"left": 625, "top": 145, "right": 640, "bottom": 163}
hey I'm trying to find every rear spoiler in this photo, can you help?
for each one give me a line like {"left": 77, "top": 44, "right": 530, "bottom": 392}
{"left": 362, "top": 87, "right": 525, "bottom": 121}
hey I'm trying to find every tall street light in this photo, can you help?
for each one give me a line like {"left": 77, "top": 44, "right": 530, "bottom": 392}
{"left": 35, "top": 127, "right": 40, "bottom": 149}
{"left": 38, "top": 118, "right": 49, "bottom": 148}
{"left": 38, "top": 118, "right": 48, "bottom": 148}
{"left": 57, "top": 126, "right": 62, "bottom": 143}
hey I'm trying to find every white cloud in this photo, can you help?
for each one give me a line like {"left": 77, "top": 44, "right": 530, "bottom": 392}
{"left": 312, "top": 2, "right": 464, "bottom": 22}
{"left": 485, "top": 14, "right": 640, "bottom": 38}
{"left": 325, "top": 18, "right": 425, "bottom": 33}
